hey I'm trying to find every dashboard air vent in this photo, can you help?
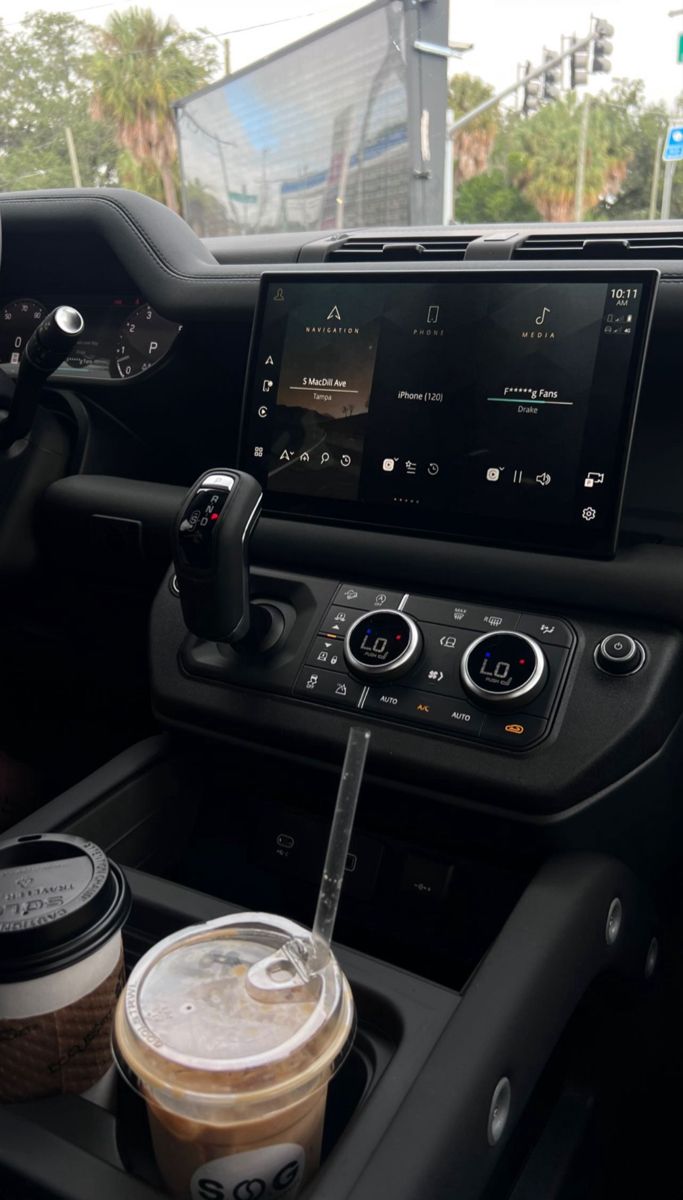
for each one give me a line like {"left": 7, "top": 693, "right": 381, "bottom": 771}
{"left": 327, "top": 235, "right": 476, "bottom": 262}
{"left": 515, "top": 230, "right": 683, "bottom": 259}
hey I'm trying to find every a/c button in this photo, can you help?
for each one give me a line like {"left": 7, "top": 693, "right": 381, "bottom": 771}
{"left": 481, "top": 713, "right": 548, "bottom": 749}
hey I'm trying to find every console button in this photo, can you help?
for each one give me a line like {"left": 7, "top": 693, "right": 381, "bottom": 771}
{"left": 320, "top": 605, "right": 363, "bottom": 637}
{"left": 306, "top": 637, "right": 344, "bottom": 671}
{"left": 460, "top": 604, "right": 522, "bottom": 632}
{"left": 480, "top": 713, "right": 548, "bottom": 748}
{"left": 594, "top": 634, "right": 645, "bottom": 675}
{"left": 293, "top": 667, "right": 363, "bottom": 708}
{"left": 517, "top": 614, "right": 573, "bottom": 648}
{"left": 363, "top": 687, "right": 483, "bottom": 737}
{"left": 461, "top": 631, "right": 547, "bottom": 706}
{"left": 334, "top": 583, "right": 404, "bottom": 610}
{"left": 403, "top": 596, "right": 480, "bottom": 628}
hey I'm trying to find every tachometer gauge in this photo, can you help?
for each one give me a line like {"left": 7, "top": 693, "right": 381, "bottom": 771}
{"left": 113, "top": 303, "right": 182, "bottom": 379}
{"left": 0, "top": 298, "right": 47, "bottom": 366}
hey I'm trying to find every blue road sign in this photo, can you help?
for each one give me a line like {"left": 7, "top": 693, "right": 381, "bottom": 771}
{"left": 663, "top": 124, "right": 683, "bottom": 161}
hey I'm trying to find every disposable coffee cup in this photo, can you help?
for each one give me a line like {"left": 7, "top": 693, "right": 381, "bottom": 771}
{"left": 114, "top": 912, "right": 355, "bottom": 1200}
{"left": 0, "top": 832, "right": 131, "bottom": 1103}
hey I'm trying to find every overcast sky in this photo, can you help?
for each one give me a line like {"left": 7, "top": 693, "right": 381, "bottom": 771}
{"left": 2, "top": 0, "right": 682, "bottom": 109}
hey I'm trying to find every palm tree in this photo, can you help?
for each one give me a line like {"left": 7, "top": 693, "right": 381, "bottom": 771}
{"left": 448, "top": 75, "right": 501, "bottom": 192}
{"left": 89, "top": 8, "right": 215, "bottom": 212}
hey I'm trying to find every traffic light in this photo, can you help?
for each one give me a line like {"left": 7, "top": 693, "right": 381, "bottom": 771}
{"left": 592, "top": 19, "right": 614, "bottom": 74}
{"left": 570, "top": 41, "right": 589, "bottom": 88}
{"left": 542, "top": 51, "right": 562, "bottom": 101}
{"left": 522, "top": 62, "right": 541, "bottom": 115}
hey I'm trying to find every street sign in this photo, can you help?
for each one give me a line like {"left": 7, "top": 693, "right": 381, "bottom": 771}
{"left": 678, "top": 33, "right": 683, "bottom": 63}
{"left": 663, "top": 124, "right": 683, "bottom": 161}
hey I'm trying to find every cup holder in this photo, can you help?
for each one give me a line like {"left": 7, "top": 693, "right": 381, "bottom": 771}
{"left": 115, "top": 1035, "right": 374, "bottom": 1193}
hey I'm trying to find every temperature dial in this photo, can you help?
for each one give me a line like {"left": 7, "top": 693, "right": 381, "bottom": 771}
{"left": 461, "top": 630, "right": 547, "bottom": 707}
{"left": 344, "top": 609, "right": 422, "bottom": 681}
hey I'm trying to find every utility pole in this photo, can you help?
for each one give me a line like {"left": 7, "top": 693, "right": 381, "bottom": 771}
{"left": 64, "top": 126, "right": 82, "bottom": 188}
{"left": 575, "top": 97, "right": 591, "bottom": 220}
{"left": 649, "top": 132, "right": 665, "bottom": 218}
{"left": 661, "top": 159, "right": 676, "bottom": 218}
{"left": 223, "top": 38, "right": 231, "bottom": 77}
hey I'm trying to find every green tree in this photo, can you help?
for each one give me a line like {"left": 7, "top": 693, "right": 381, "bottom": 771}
{"left": 504, "top": 92, "right": 632, "bottom": 221}
{"left": 89, "top": 8, "right": 216, "bottom": 212}
{"left": 448, "top": 74, "right": 500, "bottom": 193}
{"left": 455, "top": 169, "right": 539, "bottom": 223}
{"left": 0, "top": 12, "right": 117, "bottom": 191}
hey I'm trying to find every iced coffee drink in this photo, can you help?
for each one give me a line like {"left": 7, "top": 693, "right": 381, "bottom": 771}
{"left": 114, "top": 912, "right": 354, "bottom": 1200}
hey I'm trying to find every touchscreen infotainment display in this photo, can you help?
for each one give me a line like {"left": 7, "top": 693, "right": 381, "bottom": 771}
{"left": 239, "top": 270, "right": 657, "bottom": 556}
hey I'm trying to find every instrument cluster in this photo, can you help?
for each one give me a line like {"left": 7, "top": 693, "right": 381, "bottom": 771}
{"left": 0, "top": 295, "right": 182, "bottom": 382}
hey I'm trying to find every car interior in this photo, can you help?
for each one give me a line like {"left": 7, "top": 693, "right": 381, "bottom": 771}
{"left": 2, "top": 185, "right": 683, "bottom": 1199}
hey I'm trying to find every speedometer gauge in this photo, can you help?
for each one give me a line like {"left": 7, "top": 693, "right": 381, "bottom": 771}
{"left": 0, "top": 298, "right": 47, "bottom": 366}
{"left": 113, "top": 303, "right": 182, "bottom": 379}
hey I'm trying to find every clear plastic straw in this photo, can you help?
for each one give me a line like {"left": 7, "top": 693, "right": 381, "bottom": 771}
{"left": 311, "top": 726, "right": 371, "bottom": 964}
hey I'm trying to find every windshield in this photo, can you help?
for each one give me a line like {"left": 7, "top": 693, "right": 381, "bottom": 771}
{"left": 1, "top": 0, "right": 681, "bottom": 233}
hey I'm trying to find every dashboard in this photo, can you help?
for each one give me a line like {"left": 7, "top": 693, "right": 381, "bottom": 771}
{"left": 0, "top": 294, "right": 182, "bottom": 382}
{"left": 2, "top": 187, "right": 683, "bottom": 837}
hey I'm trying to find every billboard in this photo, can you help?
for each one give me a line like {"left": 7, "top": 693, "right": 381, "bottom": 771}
{"left": 174, "top": 0, "right": 447, "bottom": 237}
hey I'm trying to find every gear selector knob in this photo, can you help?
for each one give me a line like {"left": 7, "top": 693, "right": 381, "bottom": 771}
{"left": 174, "top": 468, "right": 262, "bottom": 643}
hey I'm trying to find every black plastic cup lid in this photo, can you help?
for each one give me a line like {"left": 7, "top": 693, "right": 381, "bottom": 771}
{"left": 0, "top": 833, "right": 131, "bottom": 983}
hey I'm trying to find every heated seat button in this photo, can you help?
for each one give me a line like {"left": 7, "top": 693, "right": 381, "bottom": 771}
{"left": 480, "top": 713, "right": 548, "bottom": 749}
{"left": 334, "top": 583, "right": 403, "bottom": 610}
{"left": 293, "top": 667, "right": 363, "bottom": 708}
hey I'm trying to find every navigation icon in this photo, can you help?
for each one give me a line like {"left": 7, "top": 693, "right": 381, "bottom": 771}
{"left": 280, "top": 449, "right": 292, "bottom": 462}
{"left": 265, "top": 354, "right": 274, "bottom": 365}
{"left": 327, "top": 305, "right": 341, "bottom": 321}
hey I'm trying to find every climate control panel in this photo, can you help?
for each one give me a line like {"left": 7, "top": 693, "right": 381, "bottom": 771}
{"left": 293, "top": 584, "right": 575, "bottom": 749}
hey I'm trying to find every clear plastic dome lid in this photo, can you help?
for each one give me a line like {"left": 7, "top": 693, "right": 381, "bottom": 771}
{"left": 114, "top": 912, "right": 354, "bottom": 1110}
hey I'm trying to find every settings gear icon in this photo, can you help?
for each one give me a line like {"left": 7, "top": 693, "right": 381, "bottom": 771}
{"left": 581, "top": 506, "right": 597, "bottom": 521}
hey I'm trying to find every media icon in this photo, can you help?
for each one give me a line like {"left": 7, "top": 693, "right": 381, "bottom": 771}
{"left": 382, "top": 458, "right": 396, "bottom": 472}
{"left": 257, "top": 406, "right": 268, "bottom": 418}
{"left": 427, "top": 305, "right": 440, "bottom": 325}
{"left": 582, "top": 506, "right": 597, "bottom": 521}
{"left": 262, "top": 379, "right": 274, "bottom": 393}
{"left": 584, "top": 471, "right": 605, "bottom": 488}
{"left": 535, "top": 306, "right": 550, "bottom": 326}
{"left": 486, "top": 467, "right": 502, "bottom": 482}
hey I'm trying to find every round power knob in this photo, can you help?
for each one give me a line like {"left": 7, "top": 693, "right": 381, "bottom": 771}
{"left": 594, "top": 634, "right": 645, "bottom": 676}
{"left": 344, "top": 609, "right": 422, "bottom": 681}
{"left": 461, "top": 630, "right": 547, "bottom": 707}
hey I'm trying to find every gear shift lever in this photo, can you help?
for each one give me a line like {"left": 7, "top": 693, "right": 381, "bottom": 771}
{"left": 174, "top": 468, "right": 263, "bottom": 644}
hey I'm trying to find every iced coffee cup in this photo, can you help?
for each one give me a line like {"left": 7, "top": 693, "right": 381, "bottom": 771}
{"left": 113, "top": 911, "right": 355, "bottom": 1200}
{"left": 0, "top": 832, "right": 131, "bottom": 1102}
